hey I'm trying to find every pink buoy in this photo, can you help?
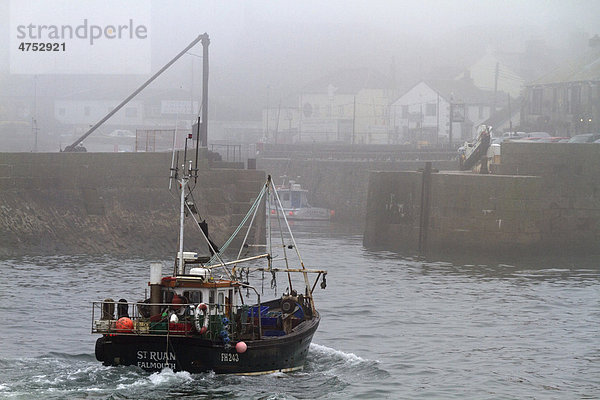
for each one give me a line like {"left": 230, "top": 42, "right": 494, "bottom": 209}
{"left": 235, "top": 341, "right": 247, "bottom": 353}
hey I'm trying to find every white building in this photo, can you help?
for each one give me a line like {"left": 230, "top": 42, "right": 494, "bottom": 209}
{"left": 53, "top": 88, "right": 199, "bottom": 136}
{"left": 262, "top": 68, "right": 396, "bottom": 144}
{"left": 389, "top": 79, "right": 496, "bottom": 145}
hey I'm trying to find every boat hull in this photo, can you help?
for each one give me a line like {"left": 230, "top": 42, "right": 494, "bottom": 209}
{"left": 95, "top": 314, "right": 319, "bottom": 374}
{"left": 270, "top": 207, "right": 331, "bottom": 221}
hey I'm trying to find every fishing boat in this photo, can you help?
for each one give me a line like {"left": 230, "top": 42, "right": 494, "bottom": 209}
{"left": 91, "top": 33, "right": 326, "bottom": 374}
{"left": 92, "top": 157, "right": 328, "bottom": 374}
{"left": 268, "top": 180, "right": 332, "bottom": 221}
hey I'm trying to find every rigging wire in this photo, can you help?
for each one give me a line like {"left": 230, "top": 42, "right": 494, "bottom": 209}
{"left": 208, "top": 183, "right": 267, "bottom": 264}
{"left": 232, "top": 189, "right": 264, "bottom": 278}
{"left": 183, "top": 199, "right": 233, "bottom": 280}
{"left": 273, "top": 190, "right": 292, "bottom": 291}
{"left": 270, "top": 179, "right": 314, "bottom": 307}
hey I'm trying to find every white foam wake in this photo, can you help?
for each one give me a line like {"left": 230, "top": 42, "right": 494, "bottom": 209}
{"left": 310, "top": 343, "right": 366, "bottom": 365}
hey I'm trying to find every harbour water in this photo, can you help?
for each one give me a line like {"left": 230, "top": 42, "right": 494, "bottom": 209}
{"left": 0, "top": 223, "right": 598, "bottom": 399}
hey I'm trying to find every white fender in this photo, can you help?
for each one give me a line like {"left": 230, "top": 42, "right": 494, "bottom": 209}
{"left": 194, "top": 303, "right": 209, "bottom": 334}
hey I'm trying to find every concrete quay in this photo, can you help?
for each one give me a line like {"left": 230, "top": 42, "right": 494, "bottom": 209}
{"left": 363, "top": 142, "right": 600, "bottom": 255}
{"left": 256, "top": 143, "right": 457, "bottom": 223}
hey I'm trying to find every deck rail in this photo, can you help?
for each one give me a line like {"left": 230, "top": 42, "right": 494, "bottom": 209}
{"left": 91, "top": 300, "right": 269, "bottom": 340}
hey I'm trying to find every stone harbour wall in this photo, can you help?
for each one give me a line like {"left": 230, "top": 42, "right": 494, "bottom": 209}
{"left": 0, "top": 152, "right": 265, "bottom": 257}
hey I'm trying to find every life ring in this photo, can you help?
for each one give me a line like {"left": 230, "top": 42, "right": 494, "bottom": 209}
{"left": 194, "top": 303, "right": 209, "bottom": 334}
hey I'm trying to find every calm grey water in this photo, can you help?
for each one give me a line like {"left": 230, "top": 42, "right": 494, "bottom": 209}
{"left": 0, "top": 223, "right": 598, "bottom": 399}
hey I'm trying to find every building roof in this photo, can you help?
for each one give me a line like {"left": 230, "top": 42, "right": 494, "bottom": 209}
{"left": 528, "top": 48, "right": 600, "bottom": 85}
{"left": 301, "top": 68, "right": 391, "bottom": 94}
{"left": 396, "top": 78, "right": 497, "bottom": 105}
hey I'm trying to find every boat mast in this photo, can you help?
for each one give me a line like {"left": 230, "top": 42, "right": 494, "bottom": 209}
{"left": 178, "top": 160, "right": 192, "bottom": 275}
{"left": 267, "top": 175, "right": 273, "bottom": 271}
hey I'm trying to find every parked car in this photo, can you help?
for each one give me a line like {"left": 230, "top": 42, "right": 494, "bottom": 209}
{"left": 568, "top": 133, "right": 600, "bottom": 143}
{"left": 524, "top": 132, "right": 551, "bottom": 139}
{"left": 535, "top": 137, "right": 569, "bottom": 143}
{"left": 502, "top": 131, "right": 526, "bottom": 138}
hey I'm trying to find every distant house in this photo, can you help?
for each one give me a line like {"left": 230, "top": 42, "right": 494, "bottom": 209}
{"left": 389, "top": 78, "right": 496, "bottom": 145}
{"left": 54, "top": 88, "right": 199, "bottom": 135}
{"left": 456, "top": 50, "right": 526, "bottom": 99}
{"left": 521, "top": 46, "right": 600, "bottom": 136}
{"left": 263, "top": 68, "right": 396, "bottom": 144}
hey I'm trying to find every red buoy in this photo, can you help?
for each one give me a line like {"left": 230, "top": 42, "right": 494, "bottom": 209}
{"left": 171, "top": 294, "right": 183, "bottom": 310}
{"left": 115, "top": 317, "right": 133, "bottom": 332}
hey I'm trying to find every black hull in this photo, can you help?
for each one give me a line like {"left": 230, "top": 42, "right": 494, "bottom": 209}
{"left": 95, "top": 313, "right": 319, "bottom": 374}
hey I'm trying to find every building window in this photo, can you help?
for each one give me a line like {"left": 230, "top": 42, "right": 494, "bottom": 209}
{"left": 84, "top": 106, "right": 90, "bottom": 116}
{"left": 125, "top": 107, "right": 138, "bottom": 118}
{"left": 58, "top": 108, "right": 65, "bottom": 116}
{"left": 562, "top": 87, "right": 569, "bottom": 112}
{"left": 401, "top": 105, "right": 409, "bottom": 119}
{"left": 569, "top": 85, "right": 581, "bottom": 114}
{"left": 426, "top": 103, "right": 436, "bottom": 116}
{"left": 531, "top": 88, "right": 543, "bottom": 115}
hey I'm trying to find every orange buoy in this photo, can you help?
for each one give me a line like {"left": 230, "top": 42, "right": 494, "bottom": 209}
{"left": 115, "top": 317, "right": 133, "bottom": 332}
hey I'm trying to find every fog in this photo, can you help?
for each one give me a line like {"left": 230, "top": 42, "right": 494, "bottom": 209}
{"left": 0, "top": 0, "right": 598, "bottom": 150}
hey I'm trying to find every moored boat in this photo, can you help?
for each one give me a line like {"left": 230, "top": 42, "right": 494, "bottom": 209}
{"left": 268, "top": 180, "right": 332, "bottom": 221}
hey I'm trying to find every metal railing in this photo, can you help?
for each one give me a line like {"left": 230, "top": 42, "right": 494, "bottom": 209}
{"left": 91, "top": 300, "right": 270, "bottom": 340}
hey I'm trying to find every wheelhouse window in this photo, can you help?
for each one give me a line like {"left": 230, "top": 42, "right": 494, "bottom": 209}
{"left": 184, "top": 290, "right": 202, "bottom": 304}
{"left": 218, "top": 292, "right": 225, "bottom": 312}
{"left": 291, "top": 191, "right": 302, "bottom": 208}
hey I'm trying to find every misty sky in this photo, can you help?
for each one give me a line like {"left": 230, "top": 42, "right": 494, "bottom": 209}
{"left": 1, "top": 0, "right": 599, "bottom": 118}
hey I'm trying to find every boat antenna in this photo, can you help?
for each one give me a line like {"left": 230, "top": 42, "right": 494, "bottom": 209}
{"left": 168, "top": 115, "right": 179, "bottom": 190}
